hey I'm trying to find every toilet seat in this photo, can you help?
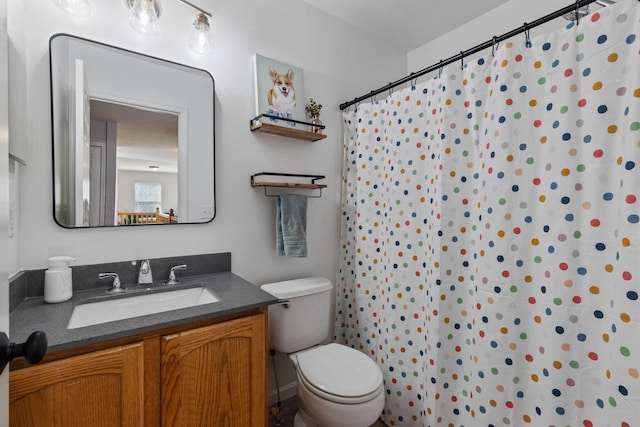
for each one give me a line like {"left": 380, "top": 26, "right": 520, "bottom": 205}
{"left": 294, "top": 343, "right": 383, "bottom": 404}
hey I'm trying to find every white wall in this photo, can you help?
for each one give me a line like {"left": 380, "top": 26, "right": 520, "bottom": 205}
{"left": 11, "top": 0, "right": 405, "bottom": 281}
{"left": 7, "top": 0, "right": 24, "bottom": 276}
{"left": 9, "top": 0, "right": 406, "bottom": 406}
{"left": 407, "top": 0, "right": 583, "bottom": 80}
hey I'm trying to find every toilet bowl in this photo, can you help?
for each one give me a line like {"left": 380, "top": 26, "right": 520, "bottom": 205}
{"left": 260, "top": 277, "right": 385, "bottom": 427}
{"left": 291, "top": 343, "right": 385, "bottom": 427}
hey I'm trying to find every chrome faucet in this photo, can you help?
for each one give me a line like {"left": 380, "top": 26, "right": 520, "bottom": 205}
{"left": 99, "top": 272, "right": 127, "bottom": 294}
{"left": 138, "top": 259, "right": 153, "bottom": 285}
{"left": 166, "top": 264, "right": 187, "bottom": 286}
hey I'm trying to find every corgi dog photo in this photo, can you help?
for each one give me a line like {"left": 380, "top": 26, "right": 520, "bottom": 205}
{"left": 254, "top": 54, "right": 305, "bottom": 127}
{"left": 266, "top": 66, "right": 296, "bottom": 125}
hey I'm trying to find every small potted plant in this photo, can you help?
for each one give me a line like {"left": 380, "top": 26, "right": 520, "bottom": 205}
{"left": 305, "top": 97, "right": 323, "bottom": 134}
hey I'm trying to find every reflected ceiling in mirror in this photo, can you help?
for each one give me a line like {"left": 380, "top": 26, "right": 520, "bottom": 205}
{"left": 91, "top": 100, "right": 179, "bottom": 174}
{"left": 50, "top": 34, "right": 215, "bottom": 228}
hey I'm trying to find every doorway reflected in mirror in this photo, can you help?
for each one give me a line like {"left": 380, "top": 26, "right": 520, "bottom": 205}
{"left": 89, "top": 100, "right": 179, "bottom": 226}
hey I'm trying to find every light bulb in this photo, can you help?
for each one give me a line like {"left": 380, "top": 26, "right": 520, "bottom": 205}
{"left": 188, "top": 13, "right": 212, "bottom": 55}
{"left": 129, "top": 0, "right": 160, "bottom": 34}
{"left": 52, "top": 0, "right": 91, "bottom": 17}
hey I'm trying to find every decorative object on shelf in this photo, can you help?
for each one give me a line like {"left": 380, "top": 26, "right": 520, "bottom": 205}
{"left": 305, "top": 97, "right": 323, "bottom": 118}
{"left": 250, "top": 172, "right": 327, "bottom": 198}
{"left": 304, "top": 98, "right": 322, "bottom": 119}
{"left": 305, "top": 98, "right": 323, "bottom": 135}
{"left": 309, "top": 117, "right": 323, "bottom": 134}
{"left": 253, "top": 54, "right": 306, "bottom": 128}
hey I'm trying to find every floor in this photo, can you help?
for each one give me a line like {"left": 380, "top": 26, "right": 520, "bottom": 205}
{"left": 270, "top": 396, "right": 387, "bottom": 427}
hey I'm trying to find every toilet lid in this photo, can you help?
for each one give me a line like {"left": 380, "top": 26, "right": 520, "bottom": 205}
{"left": 296, "top": 343, "right": 383, "bottom": 398}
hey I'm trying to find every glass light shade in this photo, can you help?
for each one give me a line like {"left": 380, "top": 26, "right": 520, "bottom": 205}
{"left": 52, "top": 0, "right": 91, "bottom": 17}
{"left": 129, "top": 0, "right": 160, "bottom": 34}
{"left": 189, "top": 13, "right": 212, "bottom": 55}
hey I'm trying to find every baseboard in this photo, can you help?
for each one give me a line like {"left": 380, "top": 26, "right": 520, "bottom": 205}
{"left": 268, "top": 380, "right": 298, "bottom": 406}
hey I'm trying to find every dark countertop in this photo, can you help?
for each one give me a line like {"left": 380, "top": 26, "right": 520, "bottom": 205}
{"left": 10, "top": 271, "right": 278, "bottom": 354}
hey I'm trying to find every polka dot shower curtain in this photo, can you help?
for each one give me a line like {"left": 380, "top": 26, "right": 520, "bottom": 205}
{"left": 336, "top": 1, "right": 640, "bottom": 425}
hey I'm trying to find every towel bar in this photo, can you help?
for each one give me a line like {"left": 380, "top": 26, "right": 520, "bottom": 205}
{"left": 250, "top": 172, "right": 326, "bottom": 198}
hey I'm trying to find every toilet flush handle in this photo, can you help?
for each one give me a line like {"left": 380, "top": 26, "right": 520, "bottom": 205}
{"left": 276, "top": 300, "right": 291, "bottom": 309}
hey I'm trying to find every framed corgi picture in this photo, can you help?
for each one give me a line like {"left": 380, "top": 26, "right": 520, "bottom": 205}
{"left": 253, "top": 54, "right": 306, "bottom": 127}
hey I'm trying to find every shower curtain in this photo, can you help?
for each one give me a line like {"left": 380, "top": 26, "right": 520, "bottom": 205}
{"left": 336, "top": 1, "right": 640, "bottom": 425}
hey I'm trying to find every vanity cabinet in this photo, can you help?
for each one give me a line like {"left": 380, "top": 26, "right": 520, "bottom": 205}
{"left": 10, "top": 342, "right": 145, "bottom": 426}
{"left": 161, "top": 314, "right": 267, "bottom": 426}
{"left": 9, "top": 310, "right": 268, "bottom": 427}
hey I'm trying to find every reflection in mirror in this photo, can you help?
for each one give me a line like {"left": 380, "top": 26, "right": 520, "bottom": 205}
{"left": 90, "top": 100, "right": 178, "bottom": 226}
{"left": 50, "top": 34, "right": 215, "bottom": 228}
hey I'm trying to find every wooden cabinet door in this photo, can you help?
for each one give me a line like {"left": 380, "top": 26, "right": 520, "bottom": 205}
{"left": 10, "top": 342, "right": 145, "bottom": 427}
{"left": 161, "top": 313, "right": 267, "bottom": 427}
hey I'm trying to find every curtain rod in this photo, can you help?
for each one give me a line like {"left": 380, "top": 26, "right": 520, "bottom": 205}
{"left": 339, "top": 0, "right": 601, "bottom": 111}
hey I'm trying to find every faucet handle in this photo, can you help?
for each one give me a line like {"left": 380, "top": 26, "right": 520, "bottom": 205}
{"left": 138, "top": 259, "right": 153, "bottom": 285}
{"left": 166, "top": 265, "right": 187, "bottom": 286}
{"left": 99, "top": 272, "right": 127, "bottom": 294}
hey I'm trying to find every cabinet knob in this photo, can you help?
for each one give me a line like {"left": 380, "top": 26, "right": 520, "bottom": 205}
{"left": 0, "top": 331, "right": 48, "bottom": 374}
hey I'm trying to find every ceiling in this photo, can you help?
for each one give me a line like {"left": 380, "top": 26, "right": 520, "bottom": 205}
{"left": 300, "top": 0, "right": 511, "bottom": 51}
{"left": 90, "top": 100, "right": 179, "bottom": 174}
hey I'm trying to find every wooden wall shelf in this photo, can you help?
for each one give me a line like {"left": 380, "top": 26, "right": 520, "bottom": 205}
{"left": 251, "top": 172, "right": 327, "bottom": 197}
{"left": 250, "top": 114, "right": 327, "bottom": 142}
{"left": 251, "top": 181, "right": 327, "bottom": 190}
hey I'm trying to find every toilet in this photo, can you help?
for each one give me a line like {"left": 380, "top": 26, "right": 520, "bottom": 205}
{"left": 261, "top": 277, "right": 385, "bottom": 427}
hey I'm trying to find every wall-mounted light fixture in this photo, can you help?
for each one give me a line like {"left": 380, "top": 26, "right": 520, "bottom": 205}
{"left": 52, "top": 0, "right": 213, "bottom": 55}
{"left": 127, "top": 0, "right": 162, "bottom": 35}
{"left": 188, "top": 11, "right": 212, "bottom": 54}
{"left": 127, "top": 0, "right": 212, "bottom": 54}
{"left": 126, "top": 0, "right": 212, "bottom": 54}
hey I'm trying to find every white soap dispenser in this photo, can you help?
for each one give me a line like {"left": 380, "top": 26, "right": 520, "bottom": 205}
{"left": 44, "top": 256, "right": 76, "bottom": 303}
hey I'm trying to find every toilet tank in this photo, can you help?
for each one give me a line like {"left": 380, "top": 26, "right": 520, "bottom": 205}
{"left": 260, "top": 277, "right": 333, "bottom": 354}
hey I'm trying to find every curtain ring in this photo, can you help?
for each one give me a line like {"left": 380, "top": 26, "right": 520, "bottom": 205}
{"left": 460, "top": 51, "right": 464, "bottom": 70}
{"left": 492, "top": 36, "right": 498, "bottom": 57}
{"left": 575, "top": 0, "right": 581, "bottom": 25}
{"left": 524, "top": 23, "right": 532, "bottom": 48}
{"left": 438, "top": 60, "right": 443, "bottom": 78}
{"left": 408, "top": 72, "right": 417, "bottom": 89}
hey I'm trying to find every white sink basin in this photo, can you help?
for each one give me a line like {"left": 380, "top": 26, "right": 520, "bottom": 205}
{"left": 67, "top": 287, "right": 220, "bottom": 329}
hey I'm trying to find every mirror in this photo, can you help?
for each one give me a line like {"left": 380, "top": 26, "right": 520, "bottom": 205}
{"left": 50, "top": 34, "right": 215, "bottom": 228}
